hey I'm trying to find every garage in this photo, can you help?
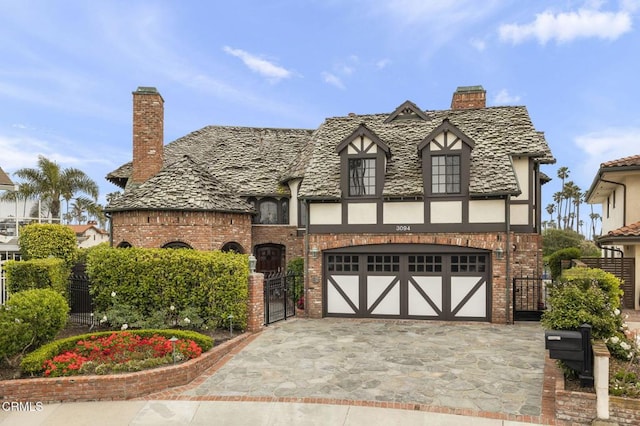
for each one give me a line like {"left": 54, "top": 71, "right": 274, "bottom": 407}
{"left": 323, "top": 244, "right": 491, "bottom": 321}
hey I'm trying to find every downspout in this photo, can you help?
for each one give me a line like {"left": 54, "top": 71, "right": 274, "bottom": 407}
{"left": 303, "top": 199, "right": 310, "bottom": 318}
{"left": 105, "top": 212, "right": 113, "bottom": 247}
{"left": 505, "top": 194, "right": 512, "bottom": 324}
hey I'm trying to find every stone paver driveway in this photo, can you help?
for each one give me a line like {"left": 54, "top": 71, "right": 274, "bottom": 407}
{"left": 183, "top": 319, "right": 545, "bottom": 417}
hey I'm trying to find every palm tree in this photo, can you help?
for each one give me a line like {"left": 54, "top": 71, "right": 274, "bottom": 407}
{"left": 12, "top": 156, "right": 99, "bottom": 221}
{"left": 556, "top": 166, "right": 570, "bottom": 228}
{"left": 546, "top": 204, "right": 556, "bottom": 226}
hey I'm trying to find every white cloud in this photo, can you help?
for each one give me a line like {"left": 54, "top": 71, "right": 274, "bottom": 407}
{"left": 223, "top": 46, "right": 293, "bottom": 82}
{"left": 469, "top": 38, "right": 487, "bottom": 52}
{"left": 574, "top": 127, "right": 640, "bottom": 179}
{"left": 499, "top": 8, "right": 632, "bottom": 44}
{"left": 321, "top": 72, "right": 345, "bottom": 90}
{"left": 493, "top": 89, "right": 521, "bottom": 105}
{"left": 376, "top": 59, "right": 391, "bottom": 69}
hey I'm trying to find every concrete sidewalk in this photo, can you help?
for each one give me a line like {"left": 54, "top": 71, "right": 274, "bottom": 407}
{"left": 0, "top": 400, "right": 548, "bottom": 425}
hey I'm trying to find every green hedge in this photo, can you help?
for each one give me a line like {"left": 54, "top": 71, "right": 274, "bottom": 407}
{"left": 0, "top": 289, "right": 69, "bottom": 363}
{"left": 3, "top": 258, "right": 70, "bottom": 297}
{"left": 18, "top": 223, "right": 78, "bottom": 266}
{"left": 547, "top": 247, "right": 582, "bottom": 280}
{"left": 21, "top": 329, "right": 214, "bottom": 375}
{"left": 87, "top": 246, "right": 248, "bottom": 330}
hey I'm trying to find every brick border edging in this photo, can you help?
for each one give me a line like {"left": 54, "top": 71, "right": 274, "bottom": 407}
{"left": 0, "top": 332, "right": 256, "bottom": 403}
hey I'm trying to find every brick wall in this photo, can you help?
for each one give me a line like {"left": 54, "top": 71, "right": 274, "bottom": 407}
{"left": 132, "top": 87, "right": 164, "bottom": 185}
{"left": 306, "top": 231, "right": 542, "bottom": 324}
{"left": 246, "top": 273, "right": 265, "bottom": 332}
{"left": 0, "top": 333, "right": 251, "bottom": 403}
{"left": 111, "top": 210, "right": 252, "bottom": 251}
{"left": 251, "top": 225, "right": 304, "bottom": 261}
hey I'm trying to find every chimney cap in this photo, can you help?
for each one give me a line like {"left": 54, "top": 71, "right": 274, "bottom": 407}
{"left": 454, "top": 85, "right": 485, "bottom": 93}
{"left": 134, "top": 86, "right": 159, "bottom": 94}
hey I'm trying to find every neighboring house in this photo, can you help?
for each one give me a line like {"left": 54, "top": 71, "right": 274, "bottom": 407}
{"left": 106, "top": 86, "right": 555, "bottom": 324}
{"left": 585, "top": 155, "right": 640, "bottom": 310}
{"left": 66, "top": 222, "right": 110, "bottom": 248}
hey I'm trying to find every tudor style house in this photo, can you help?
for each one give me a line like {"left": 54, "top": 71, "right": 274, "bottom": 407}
{"left": 585, "top": 155, "right": 640, "bottom": 310}
{"left": 106, "top": 85, "right": 555, "bottom": 324}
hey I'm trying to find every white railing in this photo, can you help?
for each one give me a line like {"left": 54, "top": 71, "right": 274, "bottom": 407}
{"left": 0, "top": 254, "right": 21, "bottom": 305}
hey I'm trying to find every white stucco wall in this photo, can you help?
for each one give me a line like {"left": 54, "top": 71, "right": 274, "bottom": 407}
{"left": 430, "top": 201, "right": 462, "bottom": 223}
{"left": 512, "top": 157, "right": 529, "bottom": 201}
{"left": 510, "top": 204, "right": 530, "bottom": 226}
{"left": 310, "top": 203, "right": 342, "bottom": 225}
{"left": 469, "top": 199, "right": 505, "bottom": 223}
{"left": 348, "top": 203, "right": 377, "bottom": 224}
{"left": 383, "top": 202, "right": 423, "bottom": 224}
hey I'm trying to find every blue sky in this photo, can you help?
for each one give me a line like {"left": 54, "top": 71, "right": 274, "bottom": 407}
{"left": 0, "top": 0, "right": 639, "bottom": 225}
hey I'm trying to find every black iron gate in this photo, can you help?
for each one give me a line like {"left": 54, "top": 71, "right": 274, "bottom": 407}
{"left": 513, "top": 276, "right": 547, "bottom": 321}
{"left": 264, "top": 271, "right": 302, "bottom": 325}
{"left": 68, "top": 264, "right": 97, "bottom": 326}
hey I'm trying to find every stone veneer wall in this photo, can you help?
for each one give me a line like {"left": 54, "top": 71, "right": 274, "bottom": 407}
{"left": 306, "top": 232, "right": 543, "bottom": 324}
{"left": 110, "top": 210, "right": 252, "bottom": 251}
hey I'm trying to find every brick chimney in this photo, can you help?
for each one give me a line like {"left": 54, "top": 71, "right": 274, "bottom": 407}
{"left": 451, "top": 85, "right": 486, "bottom": 110}
{"left": 132, "top": 86, "right": 164, "bottom": 184}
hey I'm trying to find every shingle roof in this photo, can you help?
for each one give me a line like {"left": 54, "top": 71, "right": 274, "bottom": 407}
{"left": 107, "top": 103, "right": 554, "bottom": 208}
{"left": 106, "top": 156, "right": 255, "bottom": 213}
{"left": 298, "top": 106, "right": 555, "bottom": 199}
{"left": 107, "top": 126, "right": 314, "bottom": 196}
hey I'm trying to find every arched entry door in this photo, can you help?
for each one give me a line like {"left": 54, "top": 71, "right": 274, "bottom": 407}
{"left": 255, "top": 244, "right": 285, "bottom": 274}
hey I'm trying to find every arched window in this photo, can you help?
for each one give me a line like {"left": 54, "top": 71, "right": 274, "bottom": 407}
{"left": 117, "top": 241, "right": 132, "bottom": 248}
{"left": 221, "top": 242, "right": 245, "bottom": 254}
{"left": 162, "top": 241, "right": 193, "bottom": 249}
{"left": 252, "top": 197, "right": 289, "bottom": 224}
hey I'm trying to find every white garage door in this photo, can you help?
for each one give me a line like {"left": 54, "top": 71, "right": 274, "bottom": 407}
{"left": 324, "top": 246, "right": 490, "bottom": 321}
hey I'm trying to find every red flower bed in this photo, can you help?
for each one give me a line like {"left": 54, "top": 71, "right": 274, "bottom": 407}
{"left": 43, "top": 332, "right": 203, "bottom": 377}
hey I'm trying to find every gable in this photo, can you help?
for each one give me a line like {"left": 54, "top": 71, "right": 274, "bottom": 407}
{"left": 335, "top": 124, "right": 391, "bottom": 158}
{"left": 383, "top": 100, "right": 430, "bottom": 123}
{"left": 418, "top": 119, "right": 475, "bottom": 154}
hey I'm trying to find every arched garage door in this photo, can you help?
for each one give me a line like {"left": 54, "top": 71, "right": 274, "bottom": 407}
{"left": 323, "top": 244, "right": 491, "bottom": 321}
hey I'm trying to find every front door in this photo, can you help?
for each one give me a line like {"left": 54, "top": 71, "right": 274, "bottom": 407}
{"left": 255, "top": 244, "right": 285, "bottom": 274}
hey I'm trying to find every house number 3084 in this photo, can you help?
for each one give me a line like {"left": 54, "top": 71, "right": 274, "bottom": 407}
{"left": 396, "top": 225, "right": 411, "bottom": 231}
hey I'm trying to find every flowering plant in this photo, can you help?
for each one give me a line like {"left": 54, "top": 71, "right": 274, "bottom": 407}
{"left": 42, "top": 332, "right": 203, "bottom": 377}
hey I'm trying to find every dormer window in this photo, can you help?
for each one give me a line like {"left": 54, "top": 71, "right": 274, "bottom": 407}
{"left": 336, "top": 124, "right": 390, "bottom": 199}
{"left": 349, "top": 158, "right": 376, "bottom": 196}
{"left": 431, "top": 155, "right": 460, "bottom": 194}
{"left": 419, "top": 119, "right": 474, "bottom": 197}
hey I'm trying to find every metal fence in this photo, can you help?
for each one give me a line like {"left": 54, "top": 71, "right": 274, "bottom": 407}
{"left": 68, "top": 264, "right": 98, "bottom": 326}
{"left": 264, "top": 270, "right": 303, "bottom": 325}
{"left": 513, "top": 276, "right": 548, "bottom": 321}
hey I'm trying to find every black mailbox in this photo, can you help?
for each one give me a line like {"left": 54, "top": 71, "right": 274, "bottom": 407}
{"left": 544, "top": 324, "right": 593, "bottom": 387}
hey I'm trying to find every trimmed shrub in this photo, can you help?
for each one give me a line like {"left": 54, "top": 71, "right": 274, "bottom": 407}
{"left": 547, "top": 247, "right": 581, "bottom": 280}
{"left": 542, "top": 267, "right": 623, "bottom": 340}
{"left": 0, "top": 289, "right": 69, "bottom": 363}
{"left": 3, "top": 258, "right": 70, "bottom": 297}
{"left": 87, "top": 246, "right": 248, "bottom": 330}
{"left": 21, "top": 329, "right": 214, "bottom": 375}
{"left": 18, "top": 223, "right": 78, "bottom": 266}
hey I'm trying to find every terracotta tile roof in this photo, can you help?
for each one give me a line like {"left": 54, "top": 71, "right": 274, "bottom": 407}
{"left": 604, "top": 221, "right": 640, "bottom": 238}
{"left": 298, "top": 105, "right": 555, "bottom": 199}
{"left": 67, "top": 224, "right": 108, "bottom": 235}
{"left": 600, "top": 155, "right": 640, "bottom": 168}
{"left": 106, "top": 155, "right": 255, "bottom": 213}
